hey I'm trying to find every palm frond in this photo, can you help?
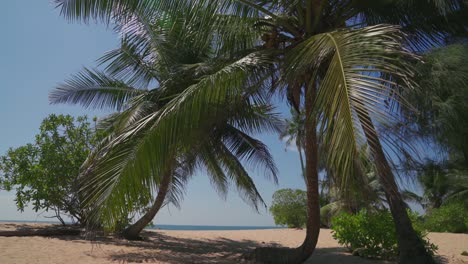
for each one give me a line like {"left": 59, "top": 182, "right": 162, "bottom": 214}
{"left": 50, "top": 68, "right": 146, "bottom": 110}
{"left": 98, "top": 39, "right": 159, "bottom": 87}
{"left": 352, "top": 0, "right": 468, "bottom": 51}
{"left": 222, "top": 125, "right": 278, "bottom": 183}
{"left": 284, "top": 24, "right": 418, "bottom": 192}
{"left": 56, "top": 0, "right": 272, "bottom": 57}
{"left": 55, "top": 0, "right": 140, "bottom": 23}
{"left": 197, "top": 144, "right": 230, "bottom": 199}
{"left": 214, "top": 142, "right": 267, "bottom": 211}
{"left": 76, "top": 51, "right": 276, "bottom": 226}
{"left": 401, "top": 190, "right": 424, "bottom": 206}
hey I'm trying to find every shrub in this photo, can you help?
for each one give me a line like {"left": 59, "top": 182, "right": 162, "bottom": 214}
{"left": 0, "top": 114, "right": 149, "bottom": 230}
{"left": 0, "top": 115, "right": 100, "bottom": 225}
{"left": 331, "top": 209, "right": 437, "bottom": 260}
{"left": 269, "top": 189, "right": 307, "bottom": 228}
{"left": 423, "top": 202, "right": 468, "bottom": 233}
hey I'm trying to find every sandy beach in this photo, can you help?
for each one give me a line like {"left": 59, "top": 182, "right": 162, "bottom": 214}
{"left": 0, "top": 223, "right": 466, "bottom": 264}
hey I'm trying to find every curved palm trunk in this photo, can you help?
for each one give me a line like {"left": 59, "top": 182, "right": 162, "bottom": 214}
{"left": 296, "top": 81, "right": 321, "bottom": 261}
{"left": 122, "top": 169, "right": 172, "bottom": 240}
{"left": 358, "top": 111, "right": 435, "bottom": 264}
{"left": 246, "top": 83, "right": 320, "bottom": 264}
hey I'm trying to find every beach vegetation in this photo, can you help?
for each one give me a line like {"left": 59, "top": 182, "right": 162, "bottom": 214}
{"left": 409, "top": 44, "right": 468, "bottom": 168}
{"left": 49, "top": 12, "right": 280, "bottom": 240}
{"left": 403, "top": 160, "right": 468, "bottom": 210}
{"left": 422, "top": 202, "right": 468, "bottom": 233}
{"left": 53, "top": 0, "right": 467, "bottom": 262}
{"left": 403, "top": 44, "right": 468, "bottom": 212}
{"left": 279, "top": 109, "right": 306, "bottom": 180}
{"left": 270, "top": 189, "right": 307, "bottom": 228}
{"left": 0, "top": 115, "right": 100, "bottom": 225}
{"left": 331, "top": 210, "right": 437, "bottom": 260}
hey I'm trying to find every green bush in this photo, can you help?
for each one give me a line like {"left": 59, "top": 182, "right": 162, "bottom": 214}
{"left": 423, "top": 202, "right": 468, "bottom": 233}
{"left": 269, "top": 189, "right": 307, "bottom": 228}
{"left": 331, "top": 210, "right": 437, "bottom": 260}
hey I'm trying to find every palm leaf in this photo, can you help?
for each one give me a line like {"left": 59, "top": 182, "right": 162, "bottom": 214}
{"left": 98, "top": 39, "right": 159, "bottom": 87}
{"left": 353, "top": 0, "right": 468, "bottom": 51}
{"left": 284, "top": 24, "right": 418, "bottom": 192}
{"left": 77, "top": 51, "right": 276, "bottom": 227}
{"left": 50, "top": 68, "right": 146, "bottom": 110}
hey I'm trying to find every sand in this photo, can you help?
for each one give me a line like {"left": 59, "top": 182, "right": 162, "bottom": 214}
{"left": 0, "top": 223, "right": 466, "bottom": 264}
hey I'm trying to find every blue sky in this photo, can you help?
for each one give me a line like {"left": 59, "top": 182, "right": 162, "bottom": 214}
{"left": 0, "top": 1, "right": 307, "bottom": 226}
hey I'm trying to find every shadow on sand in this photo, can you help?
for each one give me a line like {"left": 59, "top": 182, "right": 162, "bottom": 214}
{"left": 57, "top": 230, "right": 396, "bottom": 264}
{"left": 62, "top": 230, "right": 275, "bottom": 263}
{"left": 0, "top": 223, "right": 80, "bottom": 236}
{"left": 1, "top": 224, "right": 448, "bottom": 264}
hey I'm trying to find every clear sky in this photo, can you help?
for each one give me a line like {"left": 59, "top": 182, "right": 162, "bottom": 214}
{"left": 0, "top": 1, "right": 306, "bottom": 226}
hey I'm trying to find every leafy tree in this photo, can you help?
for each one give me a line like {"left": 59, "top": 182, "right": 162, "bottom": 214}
{"left": 423, "top": 202, "right": 468, "bottom": 233}
{"left": 410, "top": 44, "right": 468, "bottom": 165}
{"left": 402, "top": 44, "right": 468, "bottom": 210}
{"left": 0, "top": 114, "right": 99, "bottom": 225}
{"left": 403, "top": 160, "right": 468, "bottom": 210}
{"left": 50, "top": 13, "right": 280, "bottom": 239}
{"left": 54, "top": 1, "right": 467, "bottom": 263}
{"left": 270, "top": 189, "right": 307, "bottom": 228}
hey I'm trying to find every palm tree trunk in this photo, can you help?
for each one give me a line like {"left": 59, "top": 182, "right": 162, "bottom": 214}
{"left": 122, "top": 169, "right": 172, "bottom": 240}
{"left": 245, "top": 82, "right": 320, "bottom": 264}
{"left": 358, "top": 110, "right": 435, "bottom": 264}
{"left": 297, "top": 79, "right": 321, "bottom": 261}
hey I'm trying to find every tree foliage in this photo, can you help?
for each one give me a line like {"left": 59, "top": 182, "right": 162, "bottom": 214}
{"left": 423, "top": 202, "right": 468, "bottom": 233}
{"left": 279, "top": 109, "right": 306, "bottom": 180}
{"left": 269, "top": 189, "right": 307, "bottom": 228}
{"left": 0, "top": 114, "right": 100, "bottom": 224}
{"left": 402, "top": 44, "right": 468, "bottom": 211}
{"left": 412, "top": 160, "right": 468, "bottom": 209}
{"left": 52, "top": 0, "right": 467, "bottom": 262}
{"left": 410, "top": 44, "right": 468, "bottom": 162}
{"left": 49, "top": 13, "right": 280, "bottom": 233}
{"left": 332, "top": 210, "right": 437, "bottom": 260}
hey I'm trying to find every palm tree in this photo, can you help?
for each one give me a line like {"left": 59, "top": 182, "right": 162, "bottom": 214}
{"left": 51, "top": 13, "right": 280, "bottom": 239}
{"left": 320, "top": 173, "right": 385, "bottom": 226}
{"left": 279, "top": 109, "right": 306, "bottom": 179}
{"left": 418, "top": 161, "right": 454, "bottom": 209}
{"left": 281, "top": 114, "right": 382, "bottom": 224}
{"left": 403, "top": 160, "right": 468, "bottom": 210}
{"left": 54, "top": 1, "right": 467, "bottom": 263}
{"left": 116, "top": 104, "right": 280, "bottom": 239}
{"left": 320, "top": 145, "right": 385, "bottom": 224}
